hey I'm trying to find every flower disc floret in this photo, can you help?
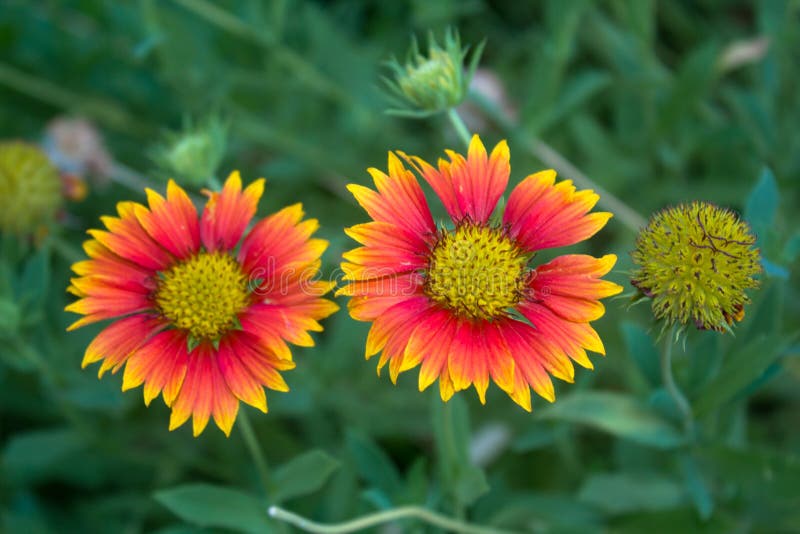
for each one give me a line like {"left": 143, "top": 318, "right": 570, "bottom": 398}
{"left": 631, "top": 201, "right": 761, "bottom": 331}
{"left": 426, "top": 223, "right": 528, "bottom": 320}
{"left": 156, "top": 251, "right": 250, "bottom": 340}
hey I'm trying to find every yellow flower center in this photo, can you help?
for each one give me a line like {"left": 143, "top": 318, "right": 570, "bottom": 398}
{"left": 425, "top": 224, "right": 529, "bottom": 320}
{"left": 155, "top": 251, "right": 250, "bottom": 340}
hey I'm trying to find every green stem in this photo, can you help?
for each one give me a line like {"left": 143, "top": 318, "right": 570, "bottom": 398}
{"left": 442, "top": 400, "right": 466, "bottom": 520}
{"left": 661, "top": 325, "right": 694, "bottom": 437}
{"left": 0, "top": 62, "right": 152, "bottom": 136}
{"left": 268, "top": 505, "right": 516, "bottom": 534}
{"left": 468, "top": 91, "right": 646, "bottom": 233}
{"left": 447, "top": 108, "right": 473, "bottom": 148}
{"left": 237, "top": 408, "right": 271, "bottom": 494}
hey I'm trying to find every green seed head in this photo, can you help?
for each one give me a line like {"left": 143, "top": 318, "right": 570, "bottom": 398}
{"left": 631, "top": 202, "right": 761, "bottom": 331}
{"left": 0, "top": 141, "right": 62, "bottom": 235}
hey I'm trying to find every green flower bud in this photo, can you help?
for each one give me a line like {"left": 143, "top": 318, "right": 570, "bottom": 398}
{"left": 383, "top": 29, "right": 484, "bottom": 117}
{"left": 151, "top": 116, "right": 228, "bottom": 186}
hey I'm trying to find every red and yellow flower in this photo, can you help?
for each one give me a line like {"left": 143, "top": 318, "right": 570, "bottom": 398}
{"left": 67, "top": 172, "right": 337, "bottom": 436}
{"left": 337, "top": 135, "right": 622, "bottom": 410}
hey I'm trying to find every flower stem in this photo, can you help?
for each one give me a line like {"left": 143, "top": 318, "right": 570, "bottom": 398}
{"left": 661, "top": 325, "right": 694, "bottom": 437}
{"left": 467, "top": 90, "right": 646, "bottom": 233}
{"left": 442, "top": 400, "right": 466, "bottom": 520}
{"left": 447, "top": 108, "right": 473, "bottom": 148}
{"left": 237, "top": 408, "right": 271, "bottom": 494}
{"left": 268, "top": 505, "right": 516, "bottom": 534}
{"left": 0, "top": 61, "right": 152, "bottom": 136}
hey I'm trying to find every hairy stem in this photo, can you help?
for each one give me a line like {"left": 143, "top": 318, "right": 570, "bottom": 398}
{"left": 237, "top": 409, "right": 271, "bottom": 494}
{"left": 661, "top": 325, "right": 694, "bottom": 436}
{"left": 447, "top": 108, "right": 474, "bottom": 148}
{"left": 268, "top": 505, "right": 516, "bottom": 534}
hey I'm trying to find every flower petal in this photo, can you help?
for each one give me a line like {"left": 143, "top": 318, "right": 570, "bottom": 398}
{"left": 400, "top": 135, "right": 509, "bottom": 224}
{"left": 81, "top": 314, "right": 165, "bottom": 376}
{"left": 134, "top": 180, "right": 200, "bottom": 259}
{"left": 504, "top": 171, "right": 611, "bottom": 251}
{"left": 169, "top": 344, "right": 239, "bottom": 436}
{"left": 122, "top": 329, "right": 188, "bottom": 407}
{"left": 346, "top": 153, "right": 435, "bottom": 244}
{"left": 201, "top": 171, "right": 265, "bottom": 252}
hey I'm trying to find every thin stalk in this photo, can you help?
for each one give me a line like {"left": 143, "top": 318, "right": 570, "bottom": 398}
{"left": 442, "top": 400, "right": 465, "bottom": 520}
{"left": 447, "top": 108, "right": 473, "bottom": 148}
{"left": 468, "top": 90, "right": 647, "bottom": 233}
{"left": 237, "top": 408, "right": 271, "bottom": 494}
{"left": 0, "top": 62, "right": 152, "bottom": 136}
{"left": 268, "top": 505, "right": 517, "bottom": 534}
{"left": 661, "top": 324, "right": 694, "bottom": 436}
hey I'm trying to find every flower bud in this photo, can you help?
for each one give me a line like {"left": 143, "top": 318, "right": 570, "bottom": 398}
{"left": 151, "top": 116, "right": 228, "bottom": 186}
{"left": 383, "top": 29, "right": 484, "bottom": 117}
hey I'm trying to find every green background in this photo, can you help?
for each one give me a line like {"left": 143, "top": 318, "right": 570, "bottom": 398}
{"left": 1, "top": 1, "right": 798, "bottom": 532}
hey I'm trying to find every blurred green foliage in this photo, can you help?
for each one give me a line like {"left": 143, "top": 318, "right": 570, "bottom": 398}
{"left": 1, "top": 1, "right": 799, "bottom": 532}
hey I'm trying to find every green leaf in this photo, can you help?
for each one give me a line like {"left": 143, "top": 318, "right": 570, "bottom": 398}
{"left": 783, "top": 232, "right": 800, "bottom": 262}
{"left": 17, "top": 247, "right": 50, "bottom": 310}
{"left": 154, "top": 484, "right": 271, "bottom": 533}
{"left": 679, "top": 454, "right": 713, "bottom": 520}
{"left": 693, "top": 334, "right": 787, "bottom": 417}
{"left": 271, "top": 449, "right": 340, "bottom": 503}
{"left": 511, "top": 423, "right": 561, "bottom": 452}
{"left": 0, "top": 297, "right": 21, "bottom": 339}
{"left": 537, "top": 392, "right": 684, "bottom": 449}
{"left": 621, "top": 321, "right": 661, "bottom": 387}
{"left": 578, "top": 472, "right": 684, "bottom": 514}
{"left": 699, "top": 444, "right": 800, "bottom": 500}
{"left": 431, "top": 395, "right": 489, "bottom": 507}
{"left": 2, "top": 428, "right": 86, "bottom": 485}
{"left": 487, "top": 493, "right": 603, "bottom": 531}
{"left": 688, "top": 332, "right": 721, "bottom": 393}
{"left": 744, "top": 167, "right": 779, "bottom": 243}
{"left": 345, "top": 430, "right": 402, "bottom": 497}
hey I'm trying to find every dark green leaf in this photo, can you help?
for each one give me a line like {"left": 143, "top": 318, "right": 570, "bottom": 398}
{"left": 2, "top": 428, "right": 86, "bottom": 484}
{"left": 744, "top": 167, "right": 779, "bottom": 244}
{"left": 431, "top": 395, "right": 489, "bottom": 506}
{"left": 537, "top": 392, "right": 684, "bottom": 449}
{"left": 688, "top": 332, "right": 721, "bottom": 393}
{"left": 578, "top": 472, "right": 684, "bottom": 514}
{"left": 17, "top": 247, "right": 50, "bottom": 310}
{"left": 345, "top": 430, "right": 402, "bottom": 497}
{"left": 693, "top": 334, "right": 787, "bottom": 416}
{"left": 271, "top": 449, "right": 340, "bottom": 503}
{"left": 621, "top": 321, "right": 661, "bottom": 387}
{"left": 679, "top": 454, "right": 713, "bottom": 520}
{"left": 154, "top": 484, "right": 271, "bottom": 533}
